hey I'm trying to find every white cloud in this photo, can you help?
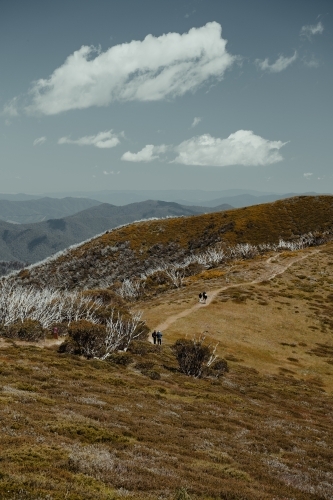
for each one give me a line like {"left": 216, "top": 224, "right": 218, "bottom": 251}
{"left": 256, "top": 52, "right": 297, "bottom": 73}
{"left": 173, "top": 130, "right": 287, "bottom": 166}
{"left": 304, "top": 172, "right": 313, "bottom": 178}
{"left": 303, "top": 56, "right": 320, "bottom": 68}
{"left": 300, "top": 22, "right": 324, "bottom": 40}
{"left": 20, "top": 22, "right": 235, "bottom": 115}
{"left": 121, "top": 144, "right": 167, "bottom": 163}
{"left": 103, "top": 170, "right": 120, "bottom": 175}
{"left": 58, "top": 130, "right": 120, "bottom": 148}
{"left": 191, "top": 117, "right": 201, "bottom": 128}
{"left": 3, "top": 97, "right": 19, "bottom": 117}
{"left": 33, "top": 136, "right": 47, "bottom": 146}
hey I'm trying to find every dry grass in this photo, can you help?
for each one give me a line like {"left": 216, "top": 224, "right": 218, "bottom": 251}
{"left": 0, "top": 338, "right": 332, "bottom": 500}
{"left": 138, "top": 244, "right": 333, "bottom": 393}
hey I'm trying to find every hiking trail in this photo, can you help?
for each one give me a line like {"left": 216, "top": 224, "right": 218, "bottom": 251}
{"left": 153, "top": 249, "right": 320, "bottom": 334}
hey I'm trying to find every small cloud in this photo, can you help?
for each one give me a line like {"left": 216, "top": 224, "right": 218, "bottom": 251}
{"left": 58, "top": 130, "right": 120, "bottom": 149}
{"left": 33, "top": 136, "right": 47, "bottom": 146}
{"left": 303, "top": 56, "right": 320, "bottom": 68}
{"left": 191, "top": 117, "right": 201, "bottom": 128}
{"left": 255, "top": 51, "right": 297, "bottom": 73}
{"left": 121, "top": 144, "right": 168, "bottom": 162}
{"left": 300, "top": 22, "right": 324, "bottom": 40}
{"left": 304, "top": 172, "right": 313, "bottom": 178}
{"left": 3, "top": 97, "right": 19, "bottom": 117}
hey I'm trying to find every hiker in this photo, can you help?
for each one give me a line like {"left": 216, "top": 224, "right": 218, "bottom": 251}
{"left": 202, "top": 292, "right": 207, "bottom": 304}
{"left": 53, "top": 326, "right": 58, "bottom": 339}
{"left": 152, "top": 330, "right": 157, "bottom": 344}
{"left": 198, "top": 292, "right": 202, "bottom": 303}
{"left": 156, "top": 331, "right": 162, "bottom": 345}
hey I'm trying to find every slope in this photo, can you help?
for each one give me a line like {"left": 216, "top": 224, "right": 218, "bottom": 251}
{"left": 15, "top": 195, "right": 333, "bottom": 289}
{"left": 0, "top": 200, "right": 230, "bottom": 264}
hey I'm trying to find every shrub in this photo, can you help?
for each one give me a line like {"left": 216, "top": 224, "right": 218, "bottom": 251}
{"left": 67, "top": 320, "right": 107, "bottom": 358}
{"left": 63, "top": 310, "right": 147, "bottom": 360}
{"left": 142, "top": 370, "right": 161, "bottom": 380}
{"left": 108, "top": 353, "right": 133, "bottom": 366}
{"left": 127, "top": 340, "right": 156, "bottom": 355}
{"left": 174, "top": 488, "right": 191, "bottom": 500}
{"left": 172, "top": 336, "right": 220, "bottom": 378}
{"left": 0, "top": 319, "right": 45, "bottom": 341}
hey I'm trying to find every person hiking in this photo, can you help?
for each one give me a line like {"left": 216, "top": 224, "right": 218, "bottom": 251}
{"left": 198, "top": 292, "right": 202, "bottom": 303}
{"left": 202, "top": 292, "right": 207, "bottom": 304}
{"left": 152, "top": 330, "right": 157, "bottom": 344}
{"left": 156, "top": 331, "right": 163, "bottom": 345}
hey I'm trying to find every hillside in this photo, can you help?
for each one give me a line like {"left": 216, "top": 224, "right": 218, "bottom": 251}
{"left": 0, "top": 200, "right": 231, "bottom": 264}
{"left": 0, "top": 196, "right": 101, "bottom": 224}
{"left": 15, "top": 195, "right": 333, "bottom": 290}
{"left": 0, "top": 240, "right": 333, "bottom": 499}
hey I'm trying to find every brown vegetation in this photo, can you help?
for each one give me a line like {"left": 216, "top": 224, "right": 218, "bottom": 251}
{"left": 11, "top": 195, "right": 333, "bottom": 290}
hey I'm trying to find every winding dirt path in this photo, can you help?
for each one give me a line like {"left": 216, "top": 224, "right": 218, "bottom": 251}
{"left": 153, "top": 249, "right": 320, "bottom": 334}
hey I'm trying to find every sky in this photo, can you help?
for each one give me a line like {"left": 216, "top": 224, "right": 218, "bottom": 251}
{"left": 1, "top": 0, "right": 332, "bottom": 195}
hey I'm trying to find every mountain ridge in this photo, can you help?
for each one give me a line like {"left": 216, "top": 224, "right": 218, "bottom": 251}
{"left": 0, "top": 200, "right": 232, "bottom": 264}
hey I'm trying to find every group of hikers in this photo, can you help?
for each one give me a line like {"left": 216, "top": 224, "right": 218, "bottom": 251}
{"left": 151, "top": 291, "right": 208, "bottom": 344}
{"left": 198, "top": 291, "right": 208, "bottom": 304}
{"left": 152, "top": 330, "right": 163, "bottom": 345}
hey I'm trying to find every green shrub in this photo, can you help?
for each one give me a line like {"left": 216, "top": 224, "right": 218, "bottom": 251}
{"left": 172, "top": 337, "right": 225, "bottom": 378}
{"left": 127, "top": 340, "right": 155, "bottom": 355}
{"left": 67, "top": 320, "right": 107, "bottom": 358}
{"left": 0, "top": 319, "right": 45, "bottom": 342}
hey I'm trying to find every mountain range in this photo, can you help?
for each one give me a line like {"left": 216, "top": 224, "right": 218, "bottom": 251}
{"left": 0, "top": 200, "right": 231, "bottom": 264}
{"left": 13, "top": 195, "right": 333, "bottom": 290}
{"left": 0, "top": 197, "right": 101, "bottom": 224}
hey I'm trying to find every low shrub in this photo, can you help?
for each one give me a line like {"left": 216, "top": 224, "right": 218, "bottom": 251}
{"left": 0, "top": 319, "right": 45, "bottom": 342}
{"left": 127, "top": 340, "right": 156, "bottom": 355}
{"left": 67, "top": 320, "right": 107, "bottom": 358}
{"left": 172, "top": 337, "right": 219, "bottom": 378}
{"left": 142, "top": 369, "right": 161, "bottom": 380}
{"left": 171, "top": 337, "right": 228, "bottom": 379}
{"left": 108, "top": 353, "right": 133, "bottom": 366}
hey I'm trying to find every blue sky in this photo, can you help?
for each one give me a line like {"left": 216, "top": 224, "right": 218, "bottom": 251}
{"left": 1, "top": 0, "right": 332, "bottom": 194}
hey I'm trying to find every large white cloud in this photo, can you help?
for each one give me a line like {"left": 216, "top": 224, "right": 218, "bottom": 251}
{"left": 58, "top": 130, "right": 120, "bottom": 148}
{"left": 256, "top": 52, "right": 297, "bottom": 73}
{"left": 24, "top": 22, "right": 235, "bottom": 115}
{"left": 121, "top": 144, "right": 167, "bottom": 162}
{"left": 121, "top": 130, "right": 287, "bottom": 167}
{"left": 300, "top": 22, "right": 324, "bottom": 40}
{"left": 174, "top": 130, "right": 287, "bottom": 166}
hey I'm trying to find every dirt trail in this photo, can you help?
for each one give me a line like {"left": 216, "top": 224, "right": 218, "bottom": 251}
{"left": 0, "top": 337, "right": 63, "bottom": 349}
{"left": 0, "top": 249, "right": 319, "bottom": 349}
{"left": 153, "top": 249, "right": 319, "bottom": 334}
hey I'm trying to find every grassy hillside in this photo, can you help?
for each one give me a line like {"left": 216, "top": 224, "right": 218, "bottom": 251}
{"left": 15, "top": 195, "right": 333, "bottom": 289}
{"left": 0, "top": 200, "right": 224, "bottom": 264}
{"left": 0, "top": 336, "right": 332, "bottom": 500}
{"left": 1, "top": 196, "right": 333, "bottom": 499}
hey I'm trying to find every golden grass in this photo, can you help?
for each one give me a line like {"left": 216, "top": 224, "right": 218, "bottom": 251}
{"left": 0, "top": 339, "right": 333, "bottom": 499}
{"left": 138, "top": 244, "right": 333, "bottom": 393}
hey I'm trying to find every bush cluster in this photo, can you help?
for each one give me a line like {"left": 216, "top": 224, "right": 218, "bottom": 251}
{"left": 0, "top": 319, "right": 45, "bottom": 341}
{"left": 172, "top": 337, "right": 228, "bottom": 378}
